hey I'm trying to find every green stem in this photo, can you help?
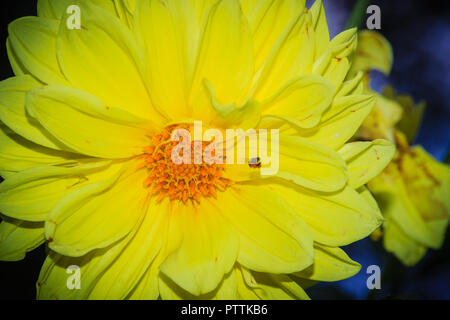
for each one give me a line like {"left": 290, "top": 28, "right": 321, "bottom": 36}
{"left": 345, "top": 0, "right": 371, "bottom": 30}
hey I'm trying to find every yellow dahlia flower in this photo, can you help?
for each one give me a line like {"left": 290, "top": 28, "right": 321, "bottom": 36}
{"left": 352, "top": 30, "right": 450, "bottom": 266}
{"left": 0, "top": 0, "right": 394, "bottom": 299}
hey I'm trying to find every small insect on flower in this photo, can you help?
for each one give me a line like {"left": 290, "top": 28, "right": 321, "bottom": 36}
{"left": 248, "top": 157, "right": 262, "bottom": 169}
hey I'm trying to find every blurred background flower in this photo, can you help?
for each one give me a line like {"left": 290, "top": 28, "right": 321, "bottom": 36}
{"left": 305, "top": 0, "right": 450, "bottom": 300}
{"left": 347, "top": 28, "right": 449, "bottom": 269}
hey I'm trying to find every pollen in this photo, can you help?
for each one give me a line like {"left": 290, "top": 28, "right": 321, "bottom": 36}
{"left": 140, "top": 125, "right": 232, "bottom": 204}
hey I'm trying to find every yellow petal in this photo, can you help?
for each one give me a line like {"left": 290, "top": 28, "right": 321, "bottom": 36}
{"left": 37, "top": 0, "right": 72, "bottom": 19}
{"left": 0, "top": 218, "right": 44, "bottom": 261}
{"left": 0, "top": 171, "right": 16, "bottom": 179}
{"left": 339, "top": 139, "right": 395, "bottom": 189}
{"left": 130, "top": 200, "right": 189, "bottom": 300}
{"left": 45, "top": 162, "right": 149, "bottom": 257}
{"left": 0, "top": 76, "right": 65, "bottom": 149}
{"left": 0, "top": 160, "right": 113, "bottom": 222}
{"left": 26, "top": 86, "right": 151, "bottom": 158}
{"left": 383, "top": 218, "right": 427, "bottom": 267}
{"left": 409, "top": 146, "right": 450, "bottom": 216}
{"left": 190, "top": 0, "right": 254, "bottom": 121}
{"left": 396, "top": 145, "right": 449, "bottom": 225}
{"left": 253, "top": 10, "right": 314, "bottom": 101}
{"left": 218, "top": 184, "right": 314, "bottom": 274}
{"left": 310, "top": 0, "right": 329, "bottom": 59}
{"left": 127, "top": 254, "right": 162, "bottom": 300}
{"left": 135, "top": 0, "right": 199, "bottom": 121}
{"left": 260, "top": 74, "right": 333, "bottom": 129}
{"left": 224, "top": 134, "right": 349, "bottom": 192}
{"left": 160, "top": 199, "right": 239, "bottom": 296}
{"left": 368, "top": 164, "right": 447, "bottom": 249}
{"left": 328, "top": 28, "right": 358, "bottom": 59}
{"left": 190, "top": 0, "right": 216, "bottom": 25}
{"left": 204, "top": 80, "right": 261, "bottom": 129}
{"left": 316, "top": 55, "right": 350, "bottom": 91}
{"left": 212, "top": 270, "right": 239, "bottom": 300}
{"left": 6, "top": 38, "right": 26, "bottom": 77}
{"left": 8, "top": 17, "right": 68, "bottom": 85}
{"left": 37, "top": 235, "right": 132, "bottom": 299}
{"left": 294, "top": 244, "right": 361, "bottom": 281}
{"left": 235, "top": 266, "right": 259, "bottom": 299}
{"left": 0, "top": 124, "right": 77, "bottom": 172}
{"left": 113, "top": 0, "right": 136, "bottom": 28}
{"left": 358, "top": 90, "right": 403, "bottom": 141}
{"left": 313, "top": 28, "right": 357, "bottom": 89}
{"left": 336, "top": 71, "right": 364, "bottom": 98}
{"left": 349, "top": 30, "right": 393, "bottom": 77}
{"left": 240, "top": 266, "right": 310, "bottom": 300}
{"left": 88, "top": 198, "right": 169, "bottom": 299}
{"left": 266, "top": 181, "right": 383, "bottom": 246}
{"left": 358, "top": 185, "right": 381, "bottom": 211}
{"left": 276, "top": 135, "right": 348, "bottom": 192}
{"left": 390, "top": 88, "right": 426, "bottom": 144}
{"left": 158, "top": 268, "right": 238, "bottom": 300}
{"left": 301, "top": 94, "right": 375, "bottom": 150}
{"left": 57, "top": 1, "right": 164, "bottom": 122}
{"left": 241, "top": 0, "right": 305, "bottom": 71}
{"left": 38, "top": 197, "right": 161, "bottom": 300}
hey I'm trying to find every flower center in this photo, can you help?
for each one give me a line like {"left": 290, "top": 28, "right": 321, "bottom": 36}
{"left": 140, "top": 125, "right": 232, "bottom": 204}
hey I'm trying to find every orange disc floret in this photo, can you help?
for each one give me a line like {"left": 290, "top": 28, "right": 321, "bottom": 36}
{"left": 141, "top": 125, "right": 232, "bottom": 204}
